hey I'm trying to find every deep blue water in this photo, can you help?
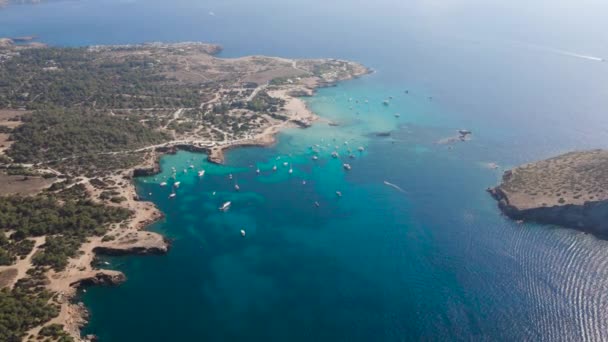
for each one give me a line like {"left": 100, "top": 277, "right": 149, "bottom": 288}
{"left": 3, "top": 0, "right": 608, "bottom": 340}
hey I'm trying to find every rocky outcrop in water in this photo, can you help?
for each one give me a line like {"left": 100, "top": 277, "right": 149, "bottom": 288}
{"left": 488, "top": 150, "right": 608, "bottom": 238}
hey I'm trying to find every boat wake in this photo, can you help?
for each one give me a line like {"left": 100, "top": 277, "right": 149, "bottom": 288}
{"left": 546, "top": 48, "right": 604, "bottom": 62}
{"left": 518, "top": 42, "right": 604, "bottom": 62}
{"left": 383, "top": 181, "right": 406, "bottom": 193}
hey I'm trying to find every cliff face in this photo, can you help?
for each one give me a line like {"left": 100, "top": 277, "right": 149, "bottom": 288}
{"left": 488, "top": 187, "right": 608, "bottom": 238}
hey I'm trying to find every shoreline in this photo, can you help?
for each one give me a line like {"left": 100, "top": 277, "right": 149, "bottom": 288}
{"left": 0, "top": 41, "right": 371, "bottom": 340}
{"left": 52, "top": 80, "right": 358, "bottom": 342}
{"left": 27, "top": 170, "right": 170, "bottom": 340}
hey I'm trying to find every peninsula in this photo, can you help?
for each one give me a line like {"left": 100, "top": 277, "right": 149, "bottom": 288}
{"left": 0, "top": 39, "right": 369, "bottom": 341}
{"left": 488, "top": 150, "right": 608, "bottom": 237}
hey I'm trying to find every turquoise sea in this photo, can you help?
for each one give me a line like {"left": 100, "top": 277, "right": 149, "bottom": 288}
{"left": 3, "top": 0, "right": 608, "bottom": 340}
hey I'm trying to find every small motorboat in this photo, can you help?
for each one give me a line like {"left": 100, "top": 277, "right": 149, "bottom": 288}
{"left": 331, "top": 152, "right": 339, "bottom": 159}
{"left": 229, "top": 174, "right": 233, "bottom": 180}
{"left": 289, "top": 164, "right": 293, "bottom": 174}
{"left": 240, "top": 229, "right": 246, "bottom": 237}
{"left": 314, "top": 201, "right": 320, "bottom": 207}
{"left": 336, "top": 191, "right": 342, "bottom": 197}
{"left": 219, "top": 201, "right": 231, "bottom": 211}
{"left": 283, "top": 162, "right": 289, "bottom": 167}
{"left": 234, "top": 184, "right": 240, "bottom": 191}
{"left": 358, "top": 146, "right": 365, "bottom": 152}
{"left": 160, "top": 182, "right": 167, "bottom": 187}
{"left": 343, "top": 163, "right": 352, "bottom": 171}
{"left": 169, "top": 193, "right": 176, "bottom": 199}
{"left": 312, "top": 155, "right": 318, "bottom": 160}
{"left": 174, "top": 181, "right": 181, "bottom": 188}
{"left": 256, "top": 168, "right": 260, "bottom": 174}
{"left": 272, "top": 165, "right": 277, "bottom": 171}
{"left": 198, "top": 170, "right": 206, "bottom": 177}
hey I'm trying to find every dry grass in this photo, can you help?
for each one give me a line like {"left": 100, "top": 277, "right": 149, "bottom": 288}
{"left": 500, "top": 150, "right": 608, "bottom": 209}
{"left": 0, "top": 268, "right": 17, "bottom": 288}
{"left": 0, "top": 109, "right": 25, "bottom": 128}
{"left": 0, "top": 173, "right": 55, "bottom": 196}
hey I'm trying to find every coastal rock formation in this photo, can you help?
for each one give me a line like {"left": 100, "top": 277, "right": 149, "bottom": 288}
{"left": 94, "top": 231, "right": 170, "bottom": 256}
{"left": 69, "top": 271, "right": 126, "bottom": 288}
{"left": 133, "top": 163, "right": 161, "bottom": 177}
{"left": 488, "top": 150, "right": 608, "bottom": 237}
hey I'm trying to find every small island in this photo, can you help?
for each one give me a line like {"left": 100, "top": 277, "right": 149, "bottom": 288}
{"left": 488, "top": 150, "right": 608, "bottom": 237}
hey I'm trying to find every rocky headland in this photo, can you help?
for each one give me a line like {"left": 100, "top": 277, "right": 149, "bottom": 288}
{"left": 488, "top": 150, "right": 608, "bottom": 238}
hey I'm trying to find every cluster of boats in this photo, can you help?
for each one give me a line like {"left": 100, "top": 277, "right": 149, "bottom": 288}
{"left": 158, "top": 165, "right": 204, "bottom": 199}
{"left": 155, "top": 137, "right": 368, "bottom": 235}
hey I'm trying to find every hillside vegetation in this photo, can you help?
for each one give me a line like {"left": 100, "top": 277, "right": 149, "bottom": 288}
{"left": 8, "top": 108, "right": 167, "bottom": 163}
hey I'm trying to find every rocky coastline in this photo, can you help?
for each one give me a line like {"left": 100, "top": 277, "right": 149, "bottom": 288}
{"left": 488, "top": 150, "right": 608, "bottom": 238}
{"left": 0, "top": 39, "right": 370, "bottom": 340}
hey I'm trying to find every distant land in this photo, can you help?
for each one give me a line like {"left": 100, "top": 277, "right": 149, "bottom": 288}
{"left": 0, "top": 0, "right": 51, "bottom": 8}
{"left": 489, "top": 150, "right": 608, "bottom": 238}
{"left": 0, "top": 39, "right": 369, "bottom": 341}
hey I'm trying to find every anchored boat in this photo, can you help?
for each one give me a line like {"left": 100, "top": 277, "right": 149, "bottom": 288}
{"left": 219, "top": 201, "right": 232, "bottom": 211}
